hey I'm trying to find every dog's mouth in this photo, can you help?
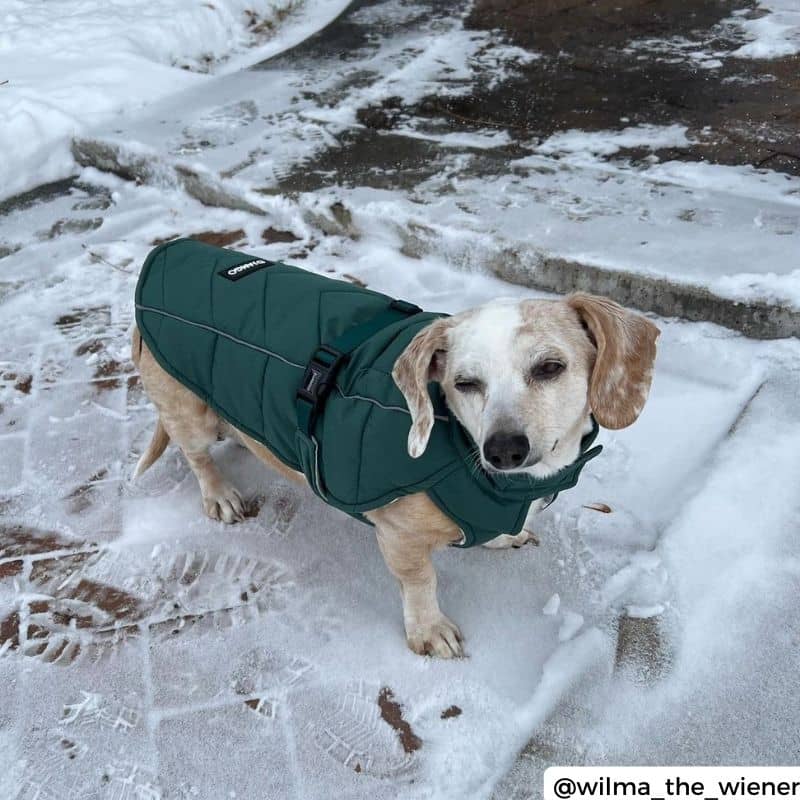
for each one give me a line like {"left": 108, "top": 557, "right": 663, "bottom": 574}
{"left": 480, "top": 454, "right": 543, "bottom": 475}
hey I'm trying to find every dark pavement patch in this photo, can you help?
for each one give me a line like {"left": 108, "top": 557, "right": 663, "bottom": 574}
{"left": 0, "top": 559, "right": 23, "bottom": 579}
{"left": 615, "top": 613, "right": 673, "bottom": 684}
{"left": 462, "top": 0, "right": 800, "bottom": 174}
{"left": 190, "top": 229, "right": 247, "bottom": 247}
{"left": 262, "top": 226, "right": 300, "bottom": 244}
{"left": 0, "top": 524, "right": 87, "bottom": 559}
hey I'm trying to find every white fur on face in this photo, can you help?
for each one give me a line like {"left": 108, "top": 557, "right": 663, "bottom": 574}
{"left": 439, "top": 299, "right": 596, "bottom": 477}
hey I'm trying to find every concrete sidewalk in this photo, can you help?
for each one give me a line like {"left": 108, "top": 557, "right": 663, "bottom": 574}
{"left": 53, "top": 0, "right": 800, "bottom": 336}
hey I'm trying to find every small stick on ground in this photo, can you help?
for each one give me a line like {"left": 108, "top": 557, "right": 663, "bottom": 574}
{"left": 756, "top": 149, "right": 800, "bottom": 168}
{"left": 81, "top": 244, "right": 132, "bottom": 274}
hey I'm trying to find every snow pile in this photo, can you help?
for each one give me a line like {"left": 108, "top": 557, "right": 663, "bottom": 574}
{"left": 0, "top": 0, "right": 349, "bottom": 201}
{"left": 69, "top": 6, "right": 800, "bottom": 314}
{"left": 731, "top": 0, "right": 800, "bottom": 58}
{"left": 317, "top": 154, "right": 800, "bottom": 309}
{"left": 537, "top": 124, "right": 691, "bottom": 160}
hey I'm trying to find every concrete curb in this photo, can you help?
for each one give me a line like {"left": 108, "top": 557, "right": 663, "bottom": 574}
{"left": 70, "top": 134, "right": 799, "bottom": 340}
{"left": 493, "top": 252, "right": 800, "bottom": 341}
{"left": 397, "top": 220, "right": 800, "bottom": 340}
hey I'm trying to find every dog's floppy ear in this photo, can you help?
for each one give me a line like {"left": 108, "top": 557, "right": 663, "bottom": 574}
{"left": 567, "top": 293, "right": 660, "bottom": 430}
{"left": 392, "top": 317, "right": 452, "bottom": 458}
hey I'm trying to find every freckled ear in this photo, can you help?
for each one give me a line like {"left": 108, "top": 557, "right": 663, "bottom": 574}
{"left": 392, "top": 318, "right": 452, "bottom": 458}
{"left": 567, "top": 293, "right": 660, "bottom": 429}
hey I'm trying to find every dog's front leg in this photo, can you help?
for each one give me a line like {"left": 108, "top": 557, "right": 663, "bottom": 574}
{"left": 375, "top": 524, "right": 463, "bottom": 658}
{"left": 482, "top": 528, "right": 539, "bottom": 549}
{"left": 368, "top": 494, "right": 464, "bottom": 658}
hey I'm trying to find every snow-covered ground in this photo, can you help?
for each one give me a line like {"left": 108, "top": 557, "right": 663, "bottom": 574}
{"left": 732, "top": 0, "right": 800, "bottom": 58}
{"left": 625, "top": 0, "right": 800, "bottom": 64}
{"left": 2, "top": 1, "right": 800, "bottom": 799}
{"left": 2, "top": 166, "right": 799, "bottom": 800}
{"left": 0, "top": 0, "right": 350, "bottom": 201}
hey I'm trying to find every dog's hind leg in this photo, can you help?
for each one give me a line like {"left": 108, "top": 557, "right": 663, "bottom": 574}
{"left": 135, "top": 330, "right": 244, "bottom": 523}
{"left": 183, "top": 445, "right": 245, "bottom": 524}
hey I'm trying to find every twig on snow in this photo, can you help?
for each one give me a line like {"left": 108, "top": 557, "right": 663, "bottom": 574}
{"left": 81, "top": 243, "right": 132, "bottom": 274}
{"left": 756, "top": 149, "right": 800, "bottom": 168}
{"left": 427, "top": 99, "right": 537, "bottom": 135}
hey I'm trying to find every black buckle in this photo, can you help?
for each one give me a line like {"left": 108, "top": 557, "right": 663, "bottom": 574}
{"left": 297, "top": 345, "right": 347, "bottom": 408}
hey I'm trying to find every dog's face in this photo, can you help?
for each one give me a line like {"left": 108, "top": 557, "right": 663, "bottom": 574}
{"left": 393, "top": 293, "right": 660, "bottom": 477}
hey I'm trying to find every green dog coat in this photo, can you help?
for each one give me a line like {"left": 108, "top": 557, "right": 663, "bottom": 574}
{"left": 135, "top": 238, "right": 602, "bottom": 546}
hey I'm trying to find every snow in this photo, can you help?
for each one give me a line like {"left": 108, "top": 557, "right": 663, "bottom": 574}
{"left": 0, "top": 0, "right": 350, "bottom": 202}
{"left": 575, "top": 377, "right": 800, "bottom": 765}
{"left": 11, "top": 0, "right": 795, "bottom": 308}
{"left": 298, "top": 27, "right": 530, "bottom": 131}
{"left": 542, "top": 594, "right": 560, "bottom": 616}
{"left": 2, "top": 1, "right": 800, "bottom": 798}
{"left": 394, "top": 127, "right": 514, "bottom": 150}
{"left": 624, "top": 1, "right": 800, "bottom": 67}
{"left": 731, "top": 1, "right": 800, "bottom": 59}
{"left": 537, "top": 125, "right": 692, "bottom": 160}
{"left": 321, "top": 161, "right": 800, "bottom": 308}
{"left": 558, "top": 612, "right": 585, "bottom": 643}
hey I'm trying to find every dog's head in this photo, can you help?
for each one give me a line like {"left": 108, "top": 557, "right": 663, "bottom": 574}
{"left": 392, "top": 293, "right": 660, "bottom": 476}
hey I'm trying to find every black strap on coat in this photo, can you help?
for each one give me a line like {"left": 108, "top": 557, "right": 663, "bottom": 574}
{"left": 296, "top": 299, "right": 422, "bottom": 438}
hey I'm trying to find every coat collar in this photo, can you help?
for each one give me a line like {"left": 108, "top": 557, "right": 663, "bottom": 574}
{"left": 439, "top": 398, "right": 603, "bottom": 503}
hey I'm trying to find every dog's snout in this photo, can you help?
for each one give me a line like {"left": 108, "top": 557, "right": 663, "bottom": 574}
{"left": 483, "top": 431, "right": 531, "bottom": 471}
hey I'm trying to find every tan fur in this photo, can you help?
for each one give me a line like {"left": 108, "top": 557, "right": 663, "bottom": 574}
{"left": 134, "top": 329, "right": 464, "bottom": 656}
{"left": 131, "top": 291, "right": 658, "bottom": 659}
{"left": 134, "top": 419, "right": 170, "bottom": 478}
{"left": 367, "top": 495, "right": 464, "bottom": 656}
{"left": 231, "top": 427, "right": 306, "bottom": 485}
{"left": 567, "top": 293, "right": 660, "bottom": 430}
{"left": 134, "top": 333, "right": 245, "bottom": 523}
{"left": 131, "top": 329, "right": 170, "bottom": 478}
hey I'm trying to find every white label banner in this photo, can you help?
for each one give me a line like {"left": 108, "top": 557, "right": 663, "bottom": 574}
{"left": 545, "top": 768, "right": 800, "bottom": 800}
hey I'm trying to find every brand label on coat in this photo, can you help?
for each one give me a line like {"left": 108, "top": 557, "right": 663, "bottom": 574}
{"left": 219, "top": 258, "right": 273, "bottom": 281}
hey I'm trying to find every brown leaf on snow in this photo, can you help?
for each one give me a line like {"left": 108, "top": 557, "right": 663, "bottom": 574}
{"left": 583, "top": 502, "right": 613, "bottom": 513}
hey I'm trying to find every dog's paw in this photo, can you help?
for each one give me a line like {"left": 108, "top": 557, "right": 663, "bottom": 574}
{"left": 482, "top": 529, "right": 539, "bottom": 550}
{"left": 202, "top": 483, "right": 245, "bottom": 524}
{"left": 407, "top": 615, "right": 464, "bottom": 659}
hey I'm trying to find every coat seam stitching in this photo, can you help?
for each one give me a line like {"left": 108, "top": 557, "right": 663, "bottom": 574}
{"left": 135, "top": 305, "right": 305, "bottom": 369}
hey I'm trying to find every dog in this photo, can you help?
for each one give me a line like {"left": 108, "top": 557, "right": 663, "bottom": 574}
{"left": 133, "top": 285, "right": 659, "bottom": 658}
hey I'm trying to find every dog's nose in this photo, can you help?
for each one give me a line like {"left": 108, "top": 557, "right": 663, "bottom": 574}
{"left": 483, "top": 432, "right": 531, "bottom": 471}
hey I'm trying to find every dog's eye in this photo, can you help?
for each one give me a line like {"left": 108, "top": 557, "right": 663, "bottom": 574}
{"left": 454, "top": 378, "right": 483, "bottom": 393}
{"left": 530, "top": 360, "right": 565, "bottom": 381}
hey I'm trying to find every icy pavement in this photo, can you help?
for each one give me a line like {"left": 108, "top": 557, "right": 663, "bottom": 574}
{"left": 50, "top": 0, "right": 800, "bottom": 334}
{"left": 1, "top": 169, "right": 800, "bottom": 799}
